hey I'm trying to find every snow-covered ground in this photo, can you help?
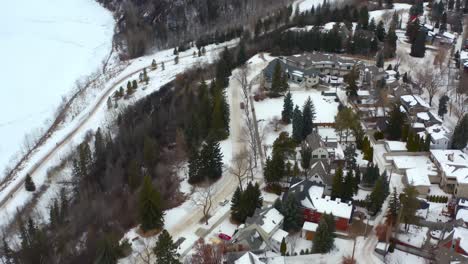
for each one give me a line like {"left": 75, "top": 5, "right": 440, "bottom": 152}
{"left": 0, "top": 39, "right": 238, "bottom": 230}
{"left": 386, "top": 249, "right": 428, "bottom": 264}
{"left": 0, "top": 0, "right": 115, "bottom": 175}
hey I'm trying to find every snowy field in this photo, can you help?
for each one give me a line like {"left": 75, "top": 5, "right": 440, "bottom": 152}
{"left": 0, "top": 0, "right": 114, "bottom": 174}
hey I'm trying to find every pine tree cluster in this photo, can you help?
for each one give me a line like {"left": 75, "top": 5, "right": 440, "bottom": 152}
{"left": 188, "top": 139, "right": 223, "bottom": 184}
{"left": 231, "top": 182, "right": 263, "bottom": 223}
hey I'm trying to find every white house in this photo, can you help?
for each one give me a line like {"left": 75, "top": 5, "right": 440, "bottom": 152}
{"left": 425, "top": 124, "right": 451, "bottom": 149}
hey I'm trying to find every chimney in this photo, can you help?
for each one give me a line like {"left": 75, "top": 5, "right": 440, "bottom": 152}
{"left": 448, "top": 153, "right": 455, "bottom": 162}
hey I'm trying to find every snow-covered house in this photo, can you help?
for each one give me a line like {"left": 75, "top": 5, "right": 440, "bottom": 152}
{"left": 430, "top": 150, "right": 468, "bottom": 197}
{"left": 415, "top": 111, "right": 443, "bottom": 127}
{"left": 385, "top": 141, "right": 408, "bottom": 153}
{"left": 286, "top": 181, "right": 354, "bottom": 231}
{"left": 424, "top": 124, "right": 451, "bottom": 149}
{"left": 302, "top": 221, "right": 318, "bottom": 240}
{"left": 305, "top": 131, "right": 329, "bottom": 160}
{"left": 234, "top": 252, "right": 265, "bottom": 264}
{"left": 385, "top": 70, "right": 397, "bottom": 83}
{"left": 456, "top": 208, "right": 468, "bottom": 226}
{"left": 231, "top": 207, "right": 286, "bottom": 253}
{"left": 387, "top": 154, "right": 438, "bottom": 195}
{"left": 440, "top": 227, "right": 468, "bottom": 256}
{"left": 263, "top": 58, "right": 320, "bottom": 89}
{"left": 400, "top": 95, "right": 431, "bottom": 117}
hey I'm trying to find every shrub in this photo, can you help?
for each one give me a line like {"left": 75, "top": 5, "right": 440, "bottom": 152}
{"left": 388, "top": 241, "right": 395, "bottom": 252}
{"left": 374, "top": 131, "right": 384, "bottom": 140}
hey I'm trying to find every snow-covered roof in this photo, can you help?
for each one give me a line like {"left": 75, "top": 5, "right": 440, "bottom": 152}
{"left": 334, "top": 144, "right": 345, "bottom": 160}
{"left": 401, "top": 95, "right": 430, "bottom": 109}
{"left": 302, "top": 221, "right": 318, "bottom": 232}
{"left": 357, "top": 90, "right": 370, "bottom": 96}
{"left": 271, "top": 229, "right": 288, "bottom": 243}
{"left": 406, "top": 167, "right": 431, "bottom": 187}
{"left": 412, "top": 122, "right": 425, "bottom": 129}
{"left": 442, "top": 31, "right": 456, "bottom": 40}
{"left": 431, "top": 149, "right": 468, "bottom": 165}
{"left": 456, "top": 209, "right": 468, "bottom": 222}
{"left": 452, "top": 227, "right": 468, "bottom": 253}
{"left": 260, "top": 208, "right": 284, "bottom": 234}
{"left": 308, "top": 185, "right": 324, "bottom": 198}
{"left": 441, "top": 163, "right": 468, "bottom": 184}
{"left": 426, "top": 124, "right": 450, "bottom": 141}
{"left": 423, "top": 24, "right": 434, "bottom": 31}
{"left": 292, "top": 70, "right": 304, "bottom": 77}
{"left": 385, "top": 70, "right": 397, "bottom": 75}
{"left": 235, "top": 252, "right": 265, "bottom": 264}
{"left": 400, "top": 105, "right": 407, "bottom": 113}
{"left": 459, "top": 199, "right": 468, "bottom": 208}
{"left": 385, "top": 141, "right": 407, "bottom": 152}
{"left": 417, "top": 112, "right": 430, "bottom": 121}
{"left": 390, "top": 155, "right": 437, "bottom": 173}
{"left": 461, "top": 51, "right": 468, "bottom": 62}
{"left": 302, "top": 196, "right": 353, "bottom": 219}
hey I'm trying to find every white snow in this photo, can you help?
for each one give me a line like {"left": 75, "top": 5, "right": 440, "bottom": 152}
{"left": 455, "top": 208, "right": 468, "bottom": 222}
{"left": 385, "top": 141, "right": 407, "bottom": 152}
{"left": 386, "top": 249, "right": 427, "bottom": 264}
{"left": 261, "top": 208, "right": 284, "bottom": 234}
{"left": 302, "top": 221, "right": 318, "bottom": 232}
{"left": 302, "top": 196, "right": 353, "bottom": 219}
{"left": 271, "top": 229, "right": 289, "bottom": 243}
{"left": 397, "top": 225, "right": 429, "bottom": 248}
{"left": 452, "top": 227, "right": 468, "bottom": 253}
{"left": 417, "top": 201, "right": 452, "bottom": 222}
{"left": 417, "top": 112, "right": 430, "bottom": 121}
{"left": 0, "top": 0, "right": 114, "bottom": 174}
{"left": 235, "top": 252, "right": 265, "bottom": 264}
{"left": 406, "top": 168, "right": 431, "bottom": 187}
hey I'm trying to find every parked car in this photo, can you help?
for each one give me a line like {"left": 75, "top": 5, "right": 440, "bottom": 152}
{"left": 218, "top": 233, "right": 231, "bottom": 241}
{"left": 219, "top": 199, "right": 229, "bottom": 206}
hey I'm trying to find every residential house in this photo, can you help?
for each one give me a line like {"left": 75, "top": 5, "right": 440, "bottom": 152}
{"left": 430, "top": 150, "right": 468, "bottom": 197}
{"left": 263, "top": 52, "right": 385, "bottom": 90}
{"left": 400, "top": 95, "right": 431, "bottom": 117}
{"left": 231, "top": 207, "right": 286, "bottom": 253}
{"left": 234, "top": 252, "right": 265, "bottom": 264}
{"left": 415, "top": 111, "right": 443, "bottom": 127}
{"left": 305, "top": 131, "right": 330, "bottom": 160}
{"left": 302, "top": 221, "right": 318, "bottom": 240}
{"left": 424, "top": 124, "right": 451, "bottom": 149}
{"left": 286, "top": 180, "right": 354, "bottom": 231}
{"left": 440, "top": 226, "right": 468, "bottom": 256}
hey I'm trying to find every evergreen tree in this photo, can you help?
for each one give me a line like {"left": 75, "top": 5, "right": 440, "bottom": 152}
{"left": 344, "top": 67, "right": 359, "bottom": 98}
{"left": 376, "top": 51, "right": 384, "bottom": 68}
{"left": 358, "top": 6, "right": 370, "bottom": 30}
{"left": 94, "top": 234, "right": 122, "bottom": 264}
{"left": 302, "top": 97, "right": 316, "bottom": 139}
{"left": 161, "top": 62, "right": 165, "bottom": 70}
{"left": 322, "top": 213, "right": 336, "bottom": 234}
{"left": 300, "top": 146, "right": 312, "bottom": 178}
{"left": 138, "top": 176, "right": 164, "bottom": 232}
{"left": 174, "top": 55, "right": 179, "bottom": 64}
{"left": 210, "top": 88, "right": 230, "bottom": 141}
{"left": 342, "top": 170, "right": 354, "bottom": 201}
{"left": 2, "top": 237, "right": 15, "bottom": 264}
{"left": 107, "top": 97, "right": 112, "bottom": 109}
{"left": 376, "top": 21, "right": 386, "bottom": 41}
{"left": 424, "top": 134, "right": 431, "bottom": 151}
{"left": 344, "top": 145, "right": 357, "bottom": 171}
{"left": 438, "top": 95, "right": 449, "bottom": 118}
{"left": 386, "top": 0, "right": 394, "bottom": 9}
{"left": 368, "top": 18, "right": 376, "bottom": 32}
{"left": 25, "top": 174, "right": 36, "bottom": 192}
{"left": 400, "top": 185, "right": 419, "bottom": 231}
{"left": 264, "top": 152, "right": 285, "bottom": 184}
{"left": 386, "top": 187, "right": 400, "bottom": 226}
{"left": 292, "top": 106, "right": 303, "bottom": 142}
{"left": 331, "top": 167, "right": 344, "bottom": 199}
{"left": 280, "top": 237, "right": 287, "bottom": 256}
{"left": 199, "top": 139, "right": 224, "bottom": 182}
{"left": 410, "top": 30, "right": 426, "bottom": 58}
{"left": 384, "top": 24, "right": 398, "bottom": 58}
{"left": 312, "top": 218, "right": 334, "bottom": 253}
{"left": 282, "top": 195, "right": 302, "bottom": 232}
{"left": 237, "top": 41, "right": 247, "bottom": 65}
{"left": 151, "top": 59, "right": 157, "bottom": 70}
{"left": 153, "top": 230, "right": 180, "bottom": 264}
{"left": 452, "top": 114, "right": 468, "bottom": 149}
{"left": 282, "top": 92, "right": 294, "bottom": 123}
{"left": 386, "top": 104, "right": 407, "bottom": 140}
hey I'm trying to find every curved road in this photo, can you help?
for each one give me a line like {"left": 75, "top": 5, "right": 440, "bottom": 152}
{"left": 0, "top": 44, "right": 235, "bottom": 211}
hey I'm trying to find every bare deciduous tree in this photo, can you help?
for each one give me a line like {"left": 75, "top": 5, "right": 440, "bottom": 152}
{"left": 131, "top": 239, "right": 156, "bottom": 264}
{"left": 414, "top": 67, "right": 443, "bottom": 106}
{"left": 191, "top": 185, "right": 214, "bottom": 225}
{"left": 230, "top": 149, "right": 251, "bottom": 189}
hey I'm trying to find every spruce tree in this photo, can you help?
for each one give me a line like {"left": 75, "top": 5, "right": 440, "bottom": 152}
{"left": 237, "top": 41, "right": 247, "bottom": 65}
{"left": 312, "top": 218, "right": 334, "bottom": 253}
{"left": 331, "top": 167, "right": 344, "bottom": 199}
{"left": 300, "top": 146, "right": 312, "bottom": 178}
{"left": 210, "top": 88, "right": 230, "bottom": 141}
{"left": 302, "top": 97, "right": 315, "bottom": 139}
{"left": 386, "top": 187, "right": 400, "bottom": 226}
{"left": 342, "top": 170, "right": 354, "bottom": 201}
{"left": 438, "top": 95, "right": 449, "bottom": 118}
{"left": 376, "top": 51, "right": 384, "bottom": 68}
{"left": 138, "top": 176, "right": 164, "bottom": 232}
{"left": 151, "top": 59, "right": 157, "bottom": 70}
{"left": 386, "top": 104, "right": 406, "bottom": 140}
{"left": 153, "top": 230, "right": 180, "bottom": 264}
{"left": 410, "top": 30, "right": 426, "bottom": 58}
{"left": 345, "top": 67, "right": 359, "bottom": 98}
{"left": 376, "top": 21, "right": 386, "bottom": 41}
{"left": 94, "top": 234, "right": 121, "bottom": 264}
{"left": 400, "top": 185, "right": 419, "bottom": 231}
{"left": 452, "top": 114, "right": 468, "bottom": 149}
{"left": 282, "top": 195, "right": 301, "bottom": 232}
{"left": 280, "top": 237, "right": 287, "bottom": 256}
{"left": 2, "top": 237, "right": 15, "bottom": 264}
{"left": 292, "top": 106, "right": 303, "bottom": 142}
{"left": 199, "top": 139, "right": 224, "bottom": 182}
{"left": 281, "top": 92, "right": 294, "bottom": 123}
{"left": 25, "top": 174, "right": 36, "bottom": 192}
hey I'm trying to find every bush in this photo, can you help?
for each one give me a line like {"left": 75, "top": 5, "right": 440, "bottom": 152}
{"left": 388, "top": 241, "right": 395, "bottom": 252}
{"left": 374, "top": 131, "right": 384, "bottom": 140}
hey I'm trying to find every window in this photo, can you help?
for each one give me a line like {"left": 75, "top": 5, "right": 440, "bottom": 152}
{"left": 347, "top": 66, "right": 351, "bottom": 70}
{"left": 313, "top": 155, "right": 318, "bottom": 159}
{"left": 321, "top": 155, "right": 326, "bottom": 158}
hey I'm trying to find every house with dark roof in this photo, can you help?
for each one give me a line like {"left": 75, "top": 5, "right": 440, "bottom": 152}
{"left": 285, "top": 180, "right": 354, "bottom": 231}
{"left": 263, "top": 52, "right": 385, "bottom": 90}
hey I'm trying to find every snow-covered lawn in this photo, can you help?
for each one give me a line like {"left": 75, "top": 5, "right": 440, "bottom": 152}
{"left": 0, "top": 0, "right": 114, "bottom": 174}
{"left": 353, "top": 189, "right": 371, "bottom": 200}
{"left": 396, "top": 225, "right": 429, "bottom": 248}
{"left": 417, "top": 201, "right": 452, "bottom": 223}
